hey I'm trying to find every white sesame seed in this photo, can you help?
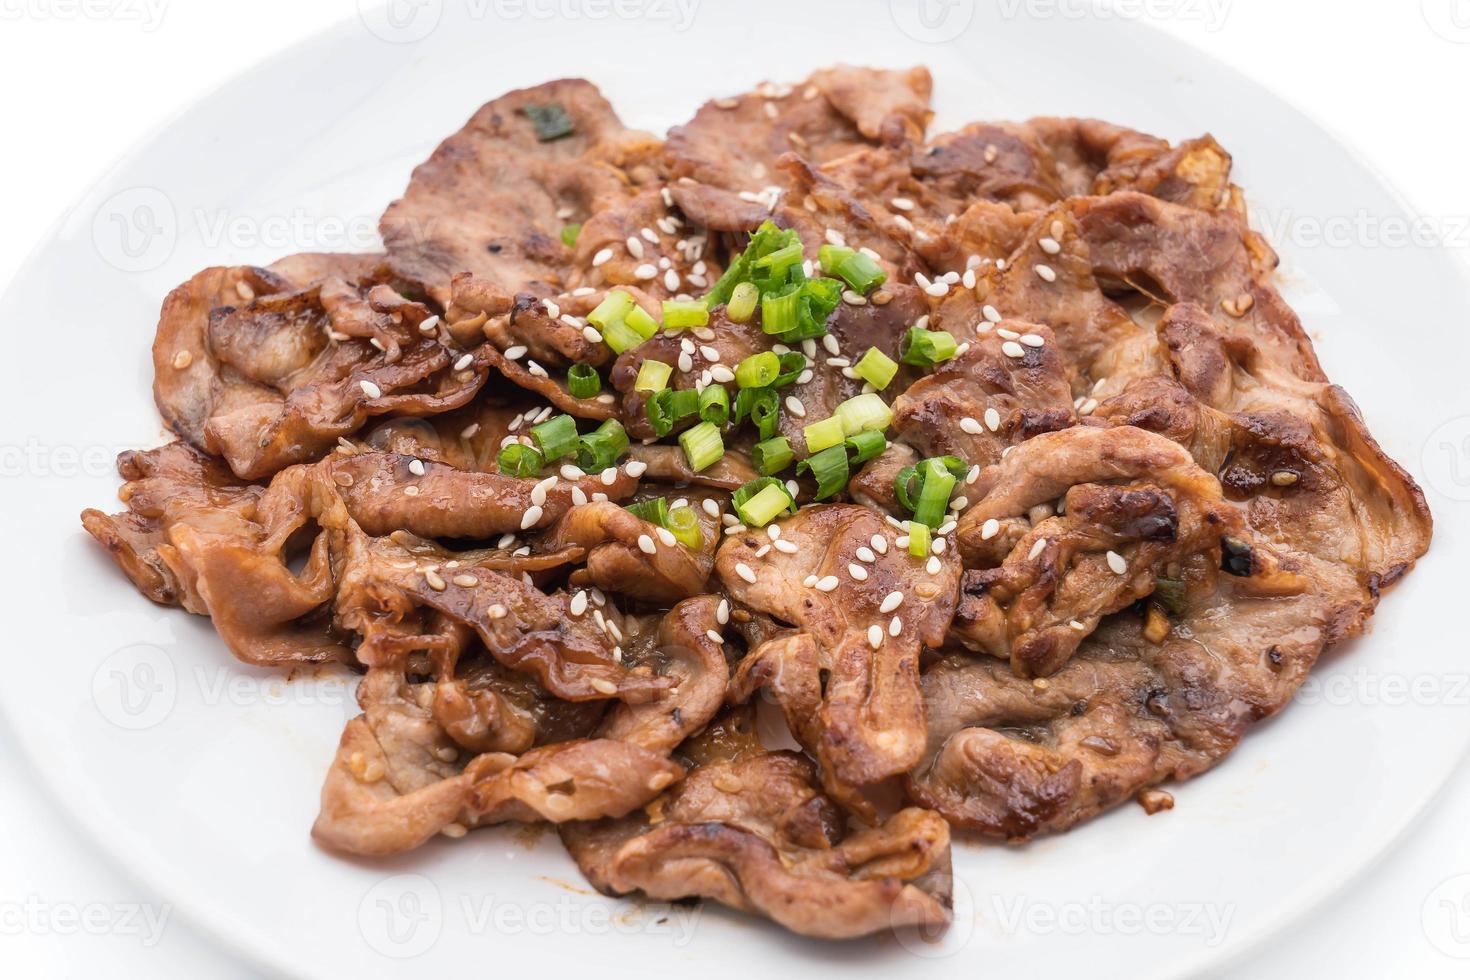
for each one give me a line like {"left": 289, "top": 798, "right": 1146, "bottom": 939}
{"left": 868, "top": 625, "right": 884, "bottom": 649}
{"left": 504, "top": 345, "right": 527, "bottom": 360}
{"left": 1106, "top": 550, "right": 1128, "bottom": 574}
{"left": 754, "top": 544, "right": 771, "bottom": 558}
{"left": 1039, "top": 237, "right": 1061, "bottom": 255}
{"left": 982, "top": 305, "right": 1002, "bottom": 323}
{"left": 890, "top": 196, "right": 915, "bottom": 211}
{"left": 848, "top": 563, "right": 869, "bottom": 581}
{"left": 1028, "top": 538, "right": 1047, "bottom": 560}
{"left": 822, "top": 334, "right": 841, "bottom": 356}
{"left": 803, "top": 575, "right": 819, "bottom": 588}
{"left": 932, "top": 537, "right": 947, "bottom": 554}
{"left": 824, "top": 228, "right": 846, "bottom": 246}
{"left": 856, "top": 546, "right": 876, "bottom": 563}
{"left": 1051, "top": 220, "right": 1066, "bottom": 239}
{"left": 702, "top": 498, "right": 720, "bottom": 519}
{"left": 640, "top": 227, "right": 659, "bottom": 244}
{"left": 572, "top": 486, "right": 588, "bottom": 506}
{"left": 980, "top": 407, "right": 1000, "bottom": 432}
{"left": 960, "top": 416, "right": 982, "bottom": 435}
{"left": 452, "top": 353, "right": 473, "bottom": 372}
{"left": 592, "top": 247, "right": 613, "bottom": 267}
{"left": 461, "top": 423, "right": 481, "bottom": 440}
{"left": 600, "top": 467, "right": 618, "bottom": 486}
{"left": 889, "top": 616, "right": 903, "bottom": 637}
{"left": 664, "top": 269, "right": 680, "bottom": 291}
{"left": 997, "top": 327, "right": 1020, "bottom": 340}
{"left": 530, "top": 476, "right": 555, "bottom": 506}
{"left": 705, "top": 629, "right": 725, "bottom": 645}
{"left": 561, "top": 464, "right": 585, "bottom": 481}
{"left": 926, "top": 555, "right": 942, "bottom": 575}
{"left": 1002, "top": 341, "right": 1026, "bottom": 359}
{"left": 418, "top": 315, "right": 441, "bottom": 336}
{"left": 626, "top": 236, "right": 645, "bottom": 259}
{"left": 424, "top": 570, "right": 446, "bottom": 591}
{"left": 1035, "top": 264, "right": 1057, "bottom": 283}
{"left": 796, "top": 369, "right": 814, "bottom": 384}
{"left": 358, "top": 380, "right": 382, "bottom": 399}
{"left": 715, "top": 599, "right": 730, "bottom": 625}
{"left": 521, "top": 505, "right": 543, "bottom": 530}
{"left": 735, "top": 562, "right": 758, "bottom": 584}
{"left": 1020, "top": 333, "right": 1045, "bottom": 348}
{"left": 1079, "top": 398, "right": 1099, "bottom": 416}
{"left": 453, "top": 574, "right": 479, "bottom": 588}
{"left": 710, "top": 365, "right": 735, "bottom": 383}
{"left": 895, "top": 535, "right": 910, "bottom": 548}
{"left": 678, "top": 352, "right": 694, "bottom": 372}
{"left": 784, "top": 396, "right": 807, "bottom": 418}
{"left": 497, "top": 533, "right": 517, "bottom": 549}
{"left": 966, "top": 465, "right": 981, "bottom": 484}
{"left": 488, "top": 604, "right": 508, "bottom": 620}
{"left": 634, "top": 264, "right": 657, "bottom": 280}
{"left": 924, "top": 281, "right": 949, "bottom": 297}
{"left": 880, "top": 591, "right": 904, "bottom": 613}
{"left": 655, "top": 527, "right": 676, "bottom": 548}
{"left": 624, "top": 460, "right": 648, "bottom": 478}
{"left": 570, "top": 591, "right": 588, "bottom": 616}
{"left": 962, "top": 268, "right": 977, "bottom": 290}
{"left": 982, "top": 518, "right": 1000, "bottom": 540}
{"left": 699, "top": 345, "right": 720, "bottom": 362}
{"left": 775, "top": 539, "right": 798, "bottom": 553}
{"left": 815, "top": 575, "right": 839, "bottom": 592}
{"left": 842, "top": 290, "right": 867, "bottom": 306}
{"left": 405, "top": 458, "right": 425, "bottom": 477}
{"left": 638, "top": 534, "right": 657, "bottom": 555}
{"left": 1069, "top": 619, "right": 1087, "bottom": 631}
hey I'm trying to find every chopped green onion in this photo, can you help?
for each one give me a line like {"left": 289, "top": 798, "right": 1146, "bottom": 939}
{"left": 735, "top": 351, "right": 781, "bottom": 389}
{"left": 625, "top": 304, "right": 659, "bottom": 340}
{"left": 679, "top": 421, "right": 724, "bottom": 472}
{"left": 521, "top": 102, "right": 575, "bottom": 141}
{"left": 602, "top": 318, "right": 646, "bottom": 355}
{"left": 732, "top": 477, "right": 795, "bottom": 527}
{"left": 894, "top": 465, "right": 921, "bottom": 512}
{"left": 733, "top": 387, "right": 780, "bottom": 440}
{"left": 818, "top": 244, "right": 854, "bottom": 273}
{"left": 1154, "top": 577, "right": 1186, "bottom": 615}
{"left": 531, "top": 414, "right": 579, "bottom": 461}
{"left": 498, "top": 443, "right": 543, "bottom": 477}
{"left": 666, "top": 505, "right": 704, "bottom": 549}
{"left": 567, "top": 362, "right": 600, "bottom": 399}
{"left": 634, "top": 358, "right": 673, "bottom": 393}
{"left": 772, "top": 351, "right": 807, "bottom": 387}
{"left": 698, "top": 384, "right": 730, "bottom": 425}
{"left": 752, "top": 240, "right": 804, "bottom": 276}
{"left": 900, "top": 326, "right": 959, "bottom": 367}
{"left": 834, "top": 251, "right": 886, "bottom": 293}
{"left": 662, "top": 299, "right": 709, "bottom": 330}
{"left": 588, "top": 290, "right": 635, "bottom": 330}
{"left": 760, "top": 284, "right": 802, "bottom": 336}
{"left": 752, "top": 436, "right": 794, "bottom": 475}
{"left": 727, "top": 282, "right": 759, "bottom": 322}
{"left": 626, "top": 497, "right": 670, "bottom": 527}
{"left": 912, "top": 457, "right": 956, "bottom": 527}
{"left": 907, "top": 521, "right": 931, "bottom": 558}
{"left": 803, "top": 416, "right": 846, "bottom": 454}
{"left": 560, "top": 223, "right": 582, "bottom": 247}
{"left": 797, "top": 444, "right": 850, "bottom": 500}
{"left": 844, "top": 429, "right": 887, "bottom": 465}
{"left": 835, "top": 393, "right": 893, "bottom": 435}
{"left": 647, "top": 387, "right": 700, "bottom": 437}
{"left": 853, "top": 347, "right": 899, "bottom": 390}
{"left": 575, "top": 419, "right": 629, "bottom": 471}
{"left": 703, "top": 221, "right": 799, "bottom": 307}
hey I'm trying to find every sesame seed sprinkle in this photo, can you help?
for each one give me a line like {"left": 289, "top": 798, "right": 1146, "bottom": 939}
{"left": 1002, "top": 341, "right": 1026, "bottom": 359}
{"left": 960, "top": 416, "right": 982, "bottom": 435}
{"left": 520, "top": 505, "right": 543, "bottom": 529}
{"left": 1106, "top": 550, "right": 1128, "bottom": 575}
{"left": 815, "top": 575, "right": 839, "bottom": 592}
{"left": 358, "top": 380, "right": 382, "bottom": 399}
{"left": 1035, "top": 264, "right": 1057, "bottom": 283}
{"left": 848, "top": 563, "right": 869, "bottom": 581}
{"left": 868, "top": 625, "right": 884, "bottom": 649}
{"left": 1029, "top": 538, "right": 1047, "bottom": 560}
{"left": 592, "top": 247, "right": 613, "bottom": 267}
{"left": 981, "top": 518, "right": 1000, "bottom": 540}
{"left": 638, "top": 534, "right": 657, "bottom": 555}
{"left": 735, "top": 562, "right": 758, "bottom": 584}
{"left": 880, "top": 591, "right": 904, "bottom": 613}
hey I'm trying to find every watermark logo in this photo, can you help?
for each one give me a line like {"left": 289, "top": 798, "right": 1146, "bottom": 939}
{"left": 892, "top": 873, "right": 976, "bottom": 958}
{"left": 994, "top": 0, "right": 1230, "bottom": 32}
{"left": 1422, "top": 416, "right": 1470, "bottom": 503}
{"left": 1423, "top": 0, "right": 1470, "bottom": 43}
{"left": 91, "top": 186, "right": 176, "bottom": 274}
{"left": 990, "top": 895, "right": 1235, "bottom": 946}
{"left": 890, "top": 0, "right": 975, "bottom": 42}
{"left": 91, "top": 643, "right": 177, "bottom": 731}
{"left": 359, "top": 874, "right": 443, "bottom": 958}
{"left": 0, "top": 898, "right": 172, "bottom": 946}
{"left": 0, "top": 0, "right": 168, "bottom": 30}
{"left": 1422, "top": 873, "right": 1470, "bottom": 958}
{"left": 359, "top": 0, "right": 444, "bottom": 43}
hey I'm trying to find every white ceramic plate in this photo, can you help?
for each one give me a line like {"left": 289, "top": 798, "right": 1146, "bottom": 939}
{"left": 4, "top": 2, "right": 1467, "bottom": 977}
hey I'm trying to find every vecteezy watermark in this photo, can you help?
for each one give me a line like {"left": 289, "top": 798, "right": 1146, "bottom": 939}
{"left": 359, "top": 0, "right": 698, "bottom": 44}
{"left": 1422, "top": 416, "right": 1470, "bottom": 503}
{"left": 1422, "top": 874, "right": 1470, "bottom": 958}
{"left": 0, "top": 439, "right": 136, "bottom": 479}
{"left": 889, "top": 0, "right": 976, "bottom": 43}
{"left": 0, "top": 0, "right": 168, "bottom": 30}
{"left": 91, "top": 186, "right": 177, "bottom": 274}
{"left": 0, "top": 897, "right": 172, "bottom": 946}
{"left": 1422, "top": 0, "right": 1470, "bottom": 43}
{"left": 892, "top": 873, "right": 976, "bottom": 958}
{"left": 357, "top": 874, "right": 701, "bottom": 958}
{"left": 994, "top": 0, "right": 1230, "bottom": 32}
{"left": 1250, "top": 207, "right": 1470, "bottom": 252}
{"left": 989, "top": 895, "right": 1235, "bottom": 946}
{"left": 92, "top": 644, "right": 359, "bottom": 731}
{"left": 1295, "top": 669, "right": 1470, "bottom": 708}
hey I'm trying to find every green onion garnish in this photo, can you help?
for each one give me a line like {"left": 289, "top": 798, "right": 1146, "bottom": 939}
{"left": 521, "top": 102, "right": 575, "bottom": 142}
{"left": 498, "top": 442, "right": 543, "bottom": 477}
{"left": 727, "top": 282, "right": 760, "bottom": 323}
{"left": 1153, "top": 576, "right": 1186, "bottom": 615}
{"left": 635, "top": 358, "right": 673, "bottom": 393}
{"left": 907, "top": 521, "right": 931, "bottom": 558}
{"left": 626, "top": 497, "right": 670, "bottom": 526}
{"left": 567, "top": 362, "right": 600, "bottom": 399}
{"left": 666, "top": 505, "right": 704, "bottom": 550}
{"left": 735, "top": 351, "right": 780, "bottom": 389}
{"left": 647, "top": 387, "right": 700, "bottom": 437}
{"left": 900, "top": 326, "right": 959, "bottom": 367}
{"left": 853, "top": 347, "right": 898, "bottom": 390}
{"left": 531, "top": 414, "right": 579, "bottom": 461}
{"left": 699, "top": 384, "right": 730, "bottom": 426}
{"left": 591, "top": 290, "right": 659, "bottom": 354}
{"left": 752, "top": 240, "right": 804, "bottom": 276}
{"left": 679, "top": 421, "right": 724, "bottom": 472}
{"left": 818, "top": 244, "right": 854, "bottom": 274}
{"left": 662, "top": 299, "right": 709, "bottom": 330}
{"left": 625, "top": 305, "right": 659, "bottom": 339}
{"left": 772, "top": 351, "right": 807, "bottom": 387}
{"left": 894, "top": 455, "right": 964, "bottom": 520}
{"left": 911, "top": 457, "right": 957, "bottom": 527}
{"left": 797, "top": 444, "right": 849, "bottom": 500}
{"left": 602, "top": 318, "right": 646, "bottom": 355}
{"left": 803, "top": 416, "right": 846, "bottom": 454}
{"left": 575, "top": 419, "right": 629, "bottom": 471}
{"left": 588, "top": 290, "right": 635, "bottom": 330}
{"left": 560, "top": 223, "right": 582, "bottom": 248}
{"left": 752, "top": 436, "right": 793, "bottom": 475}
{"left": 732, "top": 477, "right": 795, "bottom": 527}
{"left": 760, "top": 284, "right": 801, "bottom": 336}
{"left": 833, "top": 251, "right": 886, "bottom": 293}
{"left": 733, "top": 387, "right": 780, "bottom": 440}
{"left": 835, "top": 392, "right": 893, "bottom": 436}
{"left": 844, "top": 429, "right": 887, "bottom": 465}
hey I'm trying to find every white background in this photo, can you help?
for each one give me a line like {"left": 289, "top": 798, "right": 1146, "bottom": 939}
{"left": 2, "top": 0, "right": 1468, "bottom": 976}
